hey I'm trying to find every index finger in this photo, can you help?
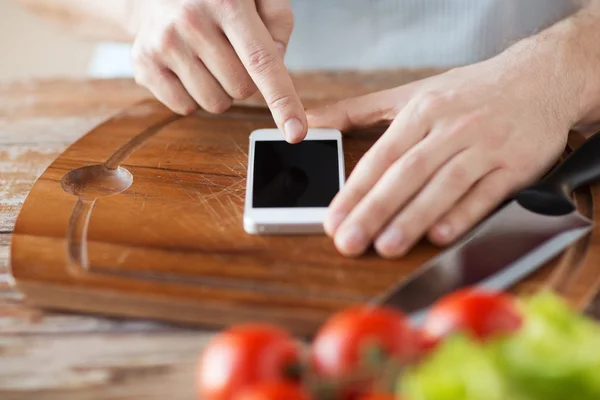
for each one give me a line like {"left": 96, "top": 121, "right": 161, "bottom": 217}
{"left": 221, "top": 6, "right": 306, "bottom": 143}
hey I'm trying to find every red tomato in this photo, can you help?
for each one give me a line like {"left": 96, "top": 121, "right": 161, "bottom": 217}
{"left": 423, "top": 288, "right": 522, "bottom": 342}
{"left": 358, "top": 393, "right": 398, "bottom": 400}
{"left": 197, "top": 324, "right": 300, "bottom": 400}
{"left": 235, "top": 381, "right": 312, "bottom": 400}
{"left": 310, "top": 306, "right": 417, "bottom": 378}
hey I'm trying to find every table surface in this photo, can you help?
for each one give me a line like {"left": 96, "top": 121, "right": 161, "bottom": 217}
{"left": 0, "top": 71, "right": 440, "bottom": 400}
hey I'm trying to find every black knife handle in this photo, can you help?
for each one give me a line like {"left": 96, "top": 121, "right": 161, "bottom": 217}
{"left": 516, "top": 132, "right": 600, "bottom": 216}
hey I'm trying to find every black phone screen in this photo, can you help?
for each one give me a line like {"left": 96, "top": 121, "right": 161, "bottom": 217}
{"left": 252, "top": 140, "right": 340, "bottom": 208}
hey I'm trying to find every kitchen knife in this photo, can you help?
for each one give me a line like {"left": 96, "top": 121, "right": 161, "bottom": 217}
{"left": 375, "top": 132, "right": 600, "bottom": 317}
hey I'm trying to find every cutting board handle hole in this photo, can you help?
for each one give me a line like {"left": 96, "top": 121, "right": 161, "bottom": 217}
{"left": 61, "top": 165, "right": 133, "bottom": 201}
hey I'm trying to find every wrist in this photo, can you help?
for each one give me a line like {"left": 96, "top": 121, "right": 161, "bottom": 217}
{"left": 559, "top": 9, "right": 600, "bottom": 128}
{"left": 499, "top": 33, "right": 589, "bottom": 132}
{"left": 500, "top": 9, "right": 600, "bottom": 130}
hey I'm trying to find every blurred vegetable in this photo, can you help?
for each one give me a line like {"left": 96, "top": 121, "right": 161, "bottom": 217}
{"left": 496, "top": 291, "right": 600, "bottom": 400}
{"left": 311, "top": 306, "right": 417, "bottom": 378}
{"left": 197, "top": 291, "right": 600, "bottom": 400}
{"left": 399, "top": 291, "right": 600, "bottom": 400}
{"left": 423, "top": 288, "right": 521, "bottom": 342}
{"left": 414, "top": 329, "right": 439, "bottom": 356}
{"left": 398, "top": 335, "right": 507, "bottom": 400}
{"left": 197, "top": 324, "right": 300, "bottom": 400}
{"left": 235, "top": 381, "right": 312, "bottom": 400}
{"left": 358, "top": 393, "right": 399, "bottom": 400}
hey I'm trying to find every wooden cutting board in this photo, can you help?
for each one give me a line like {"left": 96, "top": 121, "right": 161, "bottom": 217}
{"left": 9, "top": 100, "right": 600, "bottom": 336}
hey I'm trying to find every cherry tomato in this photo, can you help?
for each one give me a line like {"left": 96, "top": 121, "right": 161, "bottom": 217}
{"left": 197, "top": 324, "right": 300, "bottom": 400}
{"left": 235, "top": 381, "right": 312, "bottom": 400}
{"left": 310, "top": 306, "right": 417, "bottom": 378}
{"left": 423, "top": 288, "right": 522, "bottom": 342}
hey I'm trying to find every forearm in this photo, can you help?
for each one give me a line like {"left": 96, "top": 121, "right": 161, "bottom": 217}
{"left": 17, "top": 0, "right": 137, "bottom": 42}
{"left": 497, "top": 1, "right": 600, "bottom": 131}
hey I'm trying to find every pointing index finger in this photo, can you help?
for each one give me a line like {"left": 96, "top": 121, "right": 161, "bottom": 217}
{"left": 222, "top": 7, "right": 306, "bottom": 143}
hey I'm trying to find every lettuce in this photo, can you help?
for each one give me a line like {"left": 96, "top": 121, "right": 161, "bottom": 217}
{"left": 397, "top": 292, "right": 600, "bottom": 400}
{"left": 496, "top": 291, "right": 600, "bottom": 400}
{"left": 398, "top": 335, "right": 508, "bottom": 400}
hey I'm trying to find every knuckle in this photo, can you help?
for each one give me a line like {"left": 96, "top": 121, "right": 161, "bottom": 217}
{"left": 441, "top": 88, "right": 458, "bottom": 102}
{"left": 266, "top": 9, "right": 294, "bottom": 33}
{"left": 280, "top": 12, "right": 295, "bottom": 33}
{"left": 447, "top": 164, "right": 469, "bottom": 184}
{"left": 246, "top": 46, "right": 278, "bottom": 75}
{"left": 155, "top": 24, "right": 178, "bottom": 54}
{"left": 230, "top": 81, "right": 257, "bottom": 100}
{"left": 401, "top": 150, "right": 425, "bottom": 172}
{"left": 267, "top": 93, "right": 296, "bottom": 111}
{"left": 475, "top": 189, "right": 496, "bottom": 210}
{"left": 365, "top": 142, "right": 400, "bottom": 169}
{"left": 444, "top": 114, "right": 478, "bottom": 140}
{"left": 365, "top": 199, "right": 395, "bottom": 222}
{"left": 351, "top": 156, "right": 374, "bottom": 179}
{"left": 415, "top": 91, "right": 446, "bottom": 117}
{"left": 177, "top": 2, "right": 202, "bottom": 32}
{"left": 482, "top": 127, "right": 508, "bottom": 149}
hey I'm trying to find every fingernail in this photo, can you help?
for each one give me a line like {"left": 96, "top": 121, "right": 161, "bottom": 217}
{"left": 376, "top": 227, "right": 405, "bottom": 255}
{"left": 325, "top": 211, "right": 347, "bottom": 236}
{"left": 275, "top": 42, "right": 286, "bottom": 55}
{"left": 284, "top": 118, "right": 304, "bottom": 143}
{"left": 435, "top": 223, "right": 453, "bottom": 241}
{"left": 335, "top": 225, "right": 367, "bottom": 255}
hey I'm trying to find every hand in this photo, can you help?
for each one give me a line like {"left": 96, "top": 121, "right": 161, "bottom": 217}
{"left": 307, "top": 59, "right": 579, "bottom": 258}
{"left": 129, "top": 0, "right": 306, "bottom": 143}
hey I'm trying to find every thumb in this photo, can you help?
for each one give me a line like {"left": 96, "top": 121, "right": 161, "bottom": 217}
{"left": 306, "top": 81, "right": 423, "bottom": 132}
{"left": 256, "top": 0, "right": 294, "bottom": 55}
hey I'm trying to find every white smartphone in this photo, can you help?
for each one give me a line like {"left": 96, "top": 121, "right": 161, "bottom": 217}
{"left": 244, "top": 128, "right": 345, "bottom": 235}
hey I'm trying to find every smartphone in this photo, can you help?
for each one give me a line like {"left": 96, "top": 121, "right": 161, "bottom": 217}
{"left": 244, "top": 128, "right": 345, "bottom": 235}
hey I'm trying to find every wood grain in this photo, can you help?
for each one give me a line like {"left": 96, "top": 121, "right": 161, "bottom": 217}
{"left": 0, "top": 71, "right": 440, "bottom": 399}
{"left": 2, "top": 73, "right": 600, "bottom": 399}
{"left": 9, "top": 100, "right": 432, "bottom": 335}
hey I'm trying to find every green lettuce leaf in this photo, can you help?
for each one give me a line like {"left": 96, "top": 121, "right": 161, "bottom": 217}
{"left": 398, "top": 335, "right": 508, "bottom": 400}
{"left": 496, "top": 291, "right": 600, "bottom": 400}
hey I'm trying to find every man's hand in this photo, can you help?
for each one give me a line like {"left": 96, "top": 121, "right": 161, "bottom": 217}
{"left": 307, "top": 56, "right": 583, "bottom": 258}
{"left": 130, "top": 0, "right": 306, "bottom": 143}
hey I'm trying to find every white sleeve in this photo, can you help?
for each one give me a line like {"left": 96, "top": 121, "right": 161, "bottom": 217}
{"left": 88, "top": 42, "right": 134, "bottom": 78}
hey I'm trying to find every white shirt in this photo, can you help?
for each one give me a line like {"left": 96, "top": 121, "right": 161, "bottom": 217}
{"left": 89, "top": 0, "right": 578, "bottom": 78}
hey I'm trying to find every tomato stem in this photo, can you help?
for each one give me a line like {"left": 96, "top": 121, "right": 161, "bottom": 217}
{"left": 360, "top": 341, "right": 387, "bottom": 369}
{"left": 283, "top": 362, "right": 304, "bottom": 381}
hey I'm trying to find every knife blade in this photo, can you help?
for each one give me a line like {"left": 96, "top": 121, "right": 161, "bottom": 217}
{"left": 375, "top": 132, "right": 600, "bottom": 317}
